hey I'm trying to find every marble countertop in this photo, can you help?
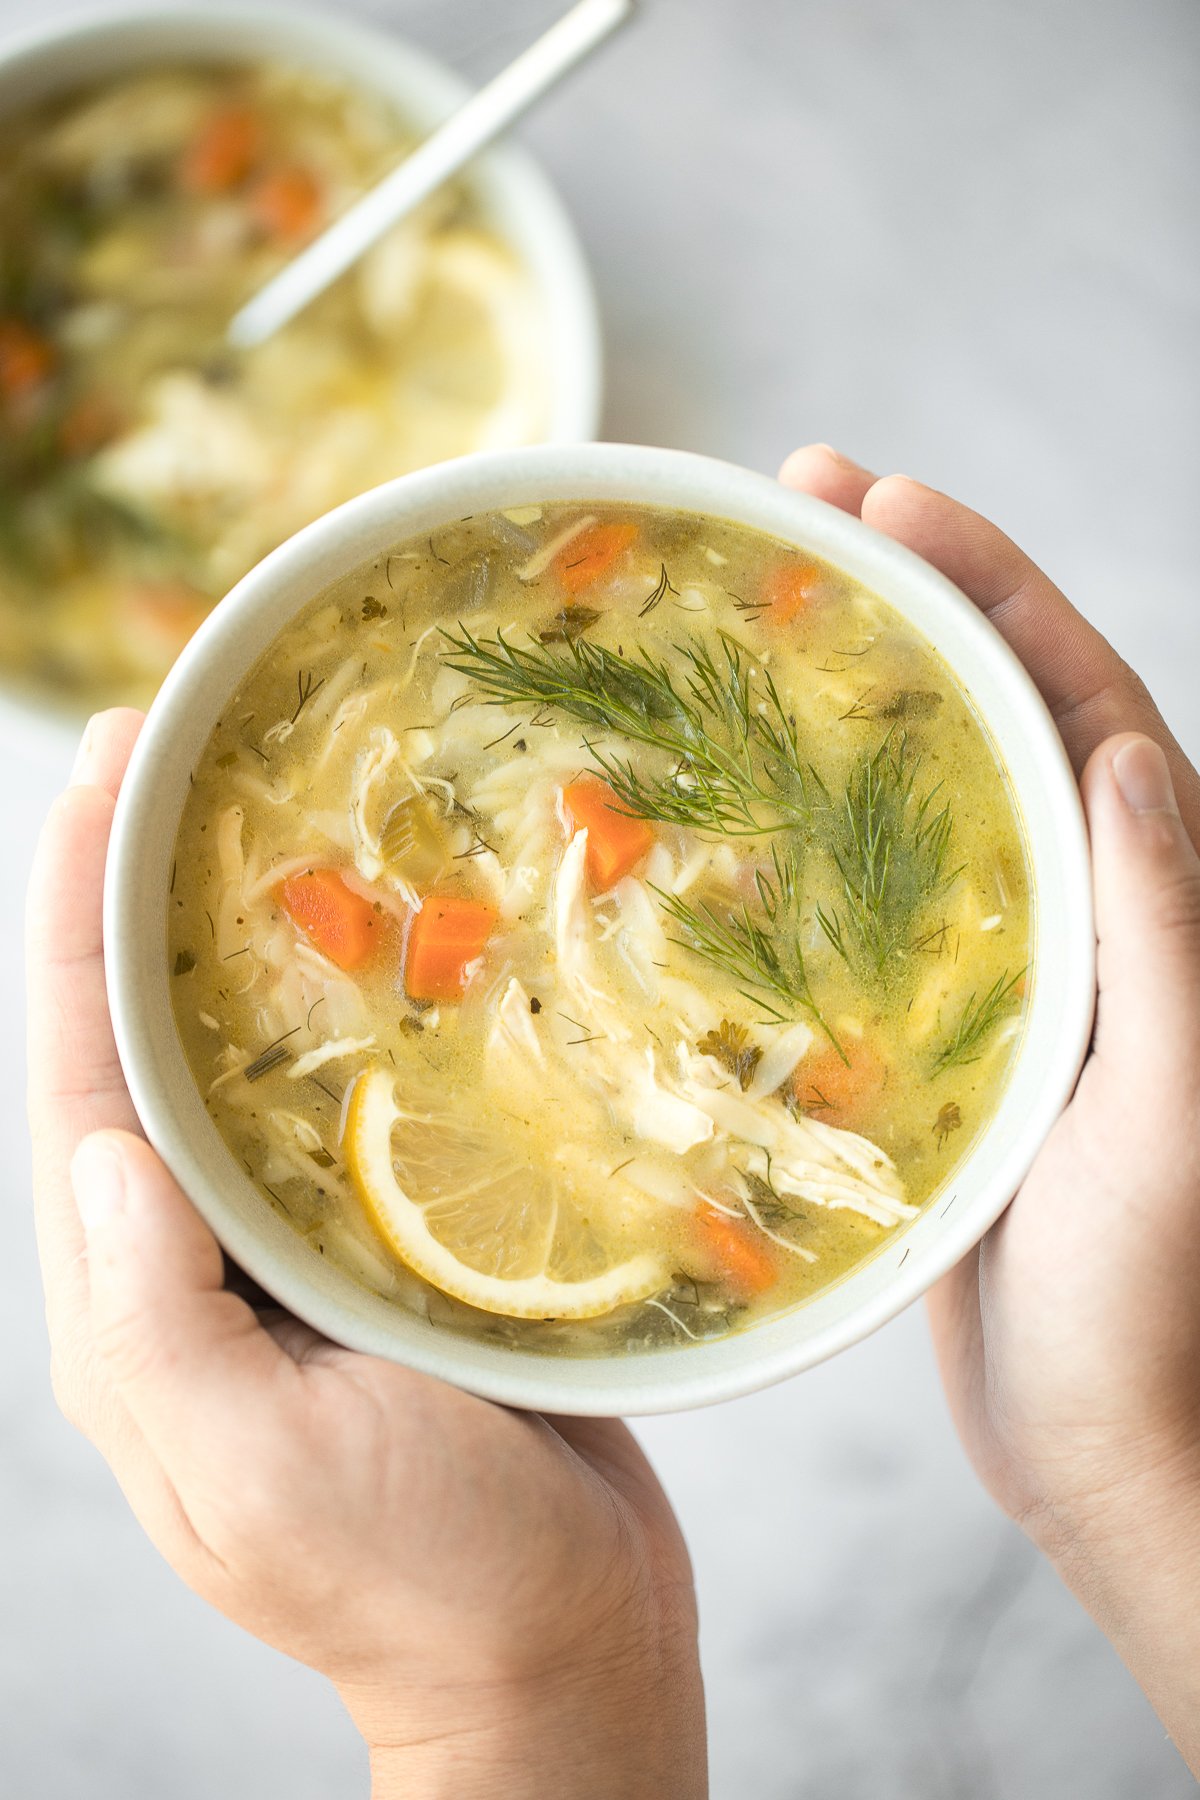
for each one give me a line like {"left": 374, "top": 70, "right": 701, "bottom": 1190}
{"left": 2, "top": 1, "right": 1197, "bottom": 1793}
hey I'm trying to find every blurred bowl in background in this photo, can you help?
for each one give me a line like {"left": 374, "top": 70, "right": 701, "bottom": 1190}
{"left": 0, "top": 0, "right": 602, "bottom": 750}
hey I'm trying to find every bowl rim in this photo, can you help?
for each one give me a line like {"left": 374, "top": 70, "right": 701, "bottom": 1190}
{"left": 0, "top": 0, "right": 604, "bottom": 748}
{"left": 105, "top": 441, "right": 1097, "bottom": 1415}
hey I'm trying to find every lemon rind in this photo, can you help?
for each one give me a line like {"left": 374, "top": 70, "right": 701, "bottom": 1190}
{"left": 344, "top": 1065, "right": 667, "bottom": 1321}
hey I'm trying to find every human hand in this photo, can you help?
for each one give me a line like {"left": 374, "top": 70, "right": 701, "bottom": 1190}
{"left": 781, "top": 445, "right": 1200, "bottom": 1769}
{"left": 26, "top": 709, "right": 705, "bottom": 1800}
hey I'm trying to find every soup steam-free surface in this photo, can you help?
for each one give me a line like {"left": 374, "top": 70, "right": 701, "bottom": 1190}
{"left": 170, "top": 502, "right": 1031, "bottom": 1357}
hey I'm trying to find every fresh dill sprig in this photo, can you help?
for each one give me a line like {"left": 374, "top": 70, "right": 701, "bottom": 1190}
{"left": 638, "top": 563, "right": 678, "bottom": 616}
{"left": 654, "top": 843, "right": 843, "bottom": 1053}
{"left": 932, "top": 968, "right": 1025, "bottom": 1073}
{"left": 816, "top": 731, "right": 959, "bottom": 977}
{"left": 441, "top": 625, "right": 813, "bottom": 836}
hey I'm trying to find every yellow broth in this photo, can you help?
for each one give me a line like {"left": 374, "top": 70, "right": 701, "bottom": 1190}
{"left": 0, "top": 63, "right": 547, "bottom": 710}
{"left": 169, "top": 503, "right": 1032, "bottom": 1356}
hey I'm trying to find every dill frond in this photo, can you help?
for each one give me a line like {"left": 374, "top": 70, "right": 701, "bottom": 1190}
{"left": 819, "top": 731, "right": 959, "bottom": 977}
{"left": 443, "top": 625, "right": 816, "bottom": 837}
{"left": 932, "top": 968, "right": 1025, "bottom": 1073}
{"left": 638, "top": 563, "right": 679, "bottom": 616}
{"left": 653, "top": 843, "right": 842, "bottom": 1052}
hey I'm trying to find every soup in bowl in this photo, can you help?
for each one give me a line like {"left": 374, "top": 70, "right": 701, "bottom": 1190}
{"left": 104, "top": 444, "right": 1095, "bottom": 1414}
{"left": 0, "top": 3, "right": 600, "bottom": 720}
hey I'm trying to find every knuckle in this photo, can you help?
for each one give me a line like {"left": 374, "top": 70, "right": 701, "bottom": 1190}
{"left": 1107, "top": 668, "right": 1187, "bottom": 768}
{"left": 1118, "top": 660, "right": 1158, "bottom": 716}
{"left": 1144, "top": 861, "right": 1200, "bottom": 944}
{"left": 90, "top": 1311, "right": 162, "bottom": 1393}
{"left": 1065, "top": 660, "right": 1165, "bottom": 747}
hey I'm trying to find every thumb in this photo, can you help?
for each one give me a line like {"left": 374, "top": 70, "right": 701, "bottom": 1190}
{"left": 1083, "top": 733, "right": 1200, "bottom": 1078}
{"left": 72, "top": 1130, "right": 295, "bottom": 1480}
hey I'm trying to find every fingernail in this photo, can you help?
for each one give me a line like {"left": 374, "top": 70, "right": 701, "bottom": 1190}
{"left": 70, "top": 716, "right": 98, "bottom": 787}
{"left": 72, "top": 1138, "right": 127, "bottom": 1233}
{"left": 1113, "top": 738, "right": 1177, "bottom": 816}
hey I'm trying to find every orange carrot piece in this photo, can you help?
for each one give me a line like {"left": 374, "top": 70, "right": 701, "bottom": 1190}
{"left": 761, "top": 557, "right": 823, "bottom": 626}
{"left": 180, "top": 105, "right": 263, "bottom": 194}
{"left": 251, "top": 164, "right": 323, "bottom": 241}
{"left": 795, "top": 1039, "right": 889, "bottom": 1129}
{"left": 121, "top": 581, "right": 211, "bottom": 655}
{"left": 405, "top": 895, "right": 497, "bottom": 1002}
{"left": 0, "top": 318, "right": 54, "bottom": 403}
{"left": 58, "top": 391, "right": 119, "bottom": 459}
{"left": 562, "top": 777, "right": 654, "bottom": 890}
{"left": 696, "top": 1208, "right": 777, "bottom": 1298}
{"left": 554, "top": 521, "right": 638, "bottom": 595}
{"left": 277, "top": 869, "right": 381, "bottom": 972}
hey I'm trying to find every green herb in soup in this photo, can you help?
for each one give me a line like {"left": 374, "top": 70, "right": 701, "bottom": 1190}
{"left": 0, "top": 64, "right": 546, "bottom": 710}
{"left": 169, "top": 504, "right": 1032, "bottom": 1355}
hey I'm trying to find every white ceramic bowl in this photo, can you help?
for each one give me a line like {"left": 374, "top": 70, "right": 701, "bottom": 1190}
{"left": 0, "top": 0, "right": 602, "bottom": 755}
{"left": 105, "top": 443, "right": 1096, "bottom": 1416}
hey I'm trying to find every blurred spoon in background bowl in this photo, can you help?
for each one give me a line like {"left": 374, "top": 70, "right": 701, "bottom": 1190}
{"left": 230, "top": 0, "right": 635, "bottom": 349}
{"left": 0, "top": 1, "right": 604, "bottom": 755}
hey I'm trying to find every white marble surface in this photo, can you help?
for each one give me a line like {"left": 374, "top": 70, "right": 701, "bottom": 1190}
{"left": 2, "top": 0, "right": 1198, "bottom": 1793}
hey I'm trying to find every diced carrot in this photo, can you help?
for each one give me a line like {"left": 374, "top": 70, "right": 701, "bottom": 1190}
{"left": 795, "top": 1038, "right": 889, "bottom": 1129}
{"left": 277, "top": 869, "right": 382, "bottom": 971}
{"left": 0, "top": 318, "right": 55, "bottom": 403}
{"left": 554, "top": 521, "right": 638, "bottom": 595}
{"left": 562, "top": 777, "right": 654, "bottom": 890}
{"left": 761, "top": 557, "right": 824, "bottom": 627}
{"left": 180, "top": 105, "right": 264, "bottom": 194}
{"left": 405, "top": 894, "right": 497, "bottom": 1002}
{"left": 695, "top": 1207, "right": 777, "bottom": 1298}
{"left": 121, "top": 581, "right": 211, "bottom": 657}
{"left": 58, "top": 390, "right": 119, "bottom": 459}
{"left": 251, "top": 164, "right": 323, "bottom": 241}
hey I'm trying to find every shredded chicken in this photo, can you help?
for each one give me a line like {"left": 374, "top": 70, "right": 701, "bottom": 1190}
{"left": 92, "top": 373, "right": 272, "bottom": 513}
{"left": 744, "top": 1021, "right": 814, "bottom": 1101}
{"left": 675, "top": 1038, "right": 911, "bottom": 1226}
{"left": 517, "top": 513, "right": 596, "bottom": 583}
{"left": 489, "top": 977, "right": 545, "bottom": 1067}
{"left": 288, "top": 1035, "right": 378, "bottom": 1080}
{"left": 553, "top": 829, "right": 618, "bottom": 1016}
{"left": 626, "top": 1048, "right": 716, "bottom": 1155}
{"left": 348, "top": 728, "right": 406, "bottom": 881}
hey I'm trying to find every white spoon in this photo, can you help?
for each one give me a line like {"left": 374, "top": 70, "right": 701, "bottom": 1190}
{"left": 227, "top": 0, "right": 635, "bottom": 349}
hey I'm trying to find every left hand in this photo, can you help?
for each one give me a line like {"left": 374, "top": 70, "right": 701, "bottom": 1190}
{"left": 27, "top": 709, "right": 706, "bottom": 1800}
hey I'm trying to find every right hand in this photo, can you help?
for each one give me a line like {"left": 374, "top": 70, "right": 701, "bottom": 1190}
{"left": 781, "top": 445, "right": 1200, "bottom": 1772}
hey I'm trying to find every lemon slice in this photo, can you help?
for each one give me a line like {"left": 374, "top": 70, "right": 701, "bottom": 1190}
{"left": 343, "top": 1065, "right": 667, "bottom": 1320}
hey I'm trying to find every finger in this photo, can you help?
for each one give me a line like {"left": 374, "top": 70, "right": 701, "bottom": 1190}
{"left": 924, "top": 1248, "right": 984, "bottom": 1423}
{"left": 75, "top": 1131, "right": 300, "bottom": 1491}
{"left": 27, "top": 784, "right": 140, "bottom": 1341}
{"left": 857, "top": 477, "right": 1200, "bottom": 841}
{"left": 1082, "top": 735, "right": 1200, "bottom": 1082}
{"left": 70, "top": 708, "right": 145, "bottom": 799}
{"left": 778, "top": 443, "right": 878, "bottom": 516}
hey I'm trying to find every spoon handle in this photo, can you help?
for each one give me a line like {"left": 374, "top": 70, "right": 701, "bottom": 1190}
{"left": 228, "top": 0, "right": 635, "bottom": 349}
